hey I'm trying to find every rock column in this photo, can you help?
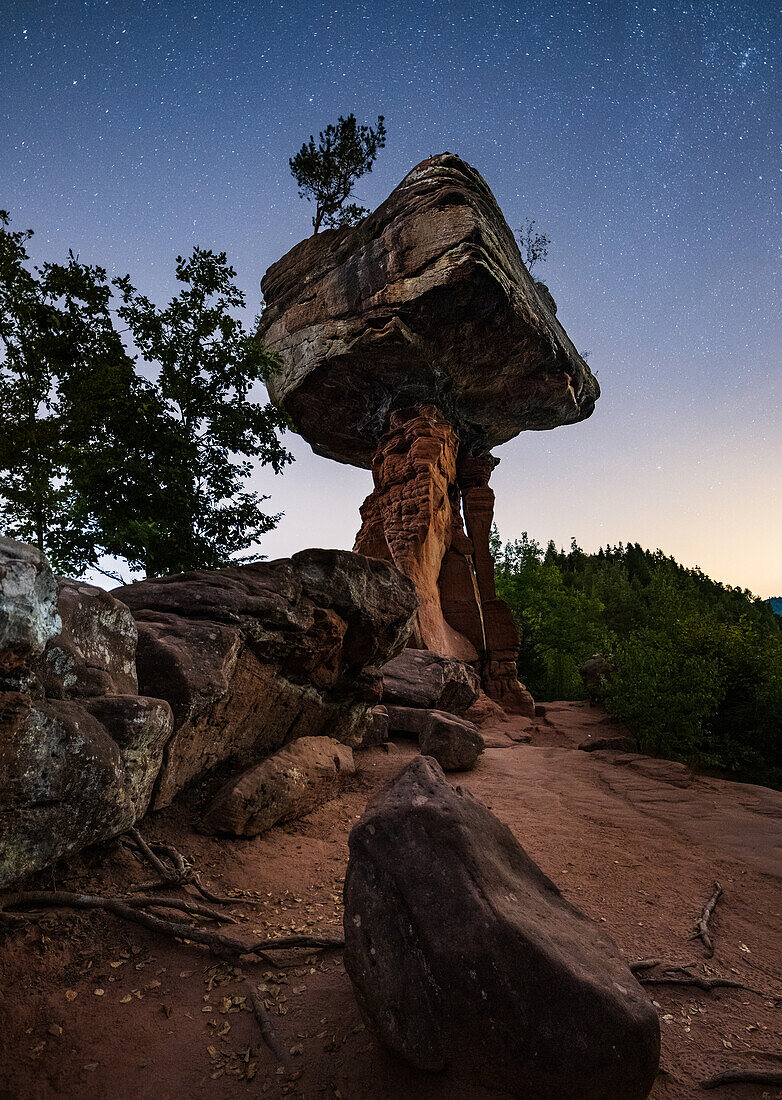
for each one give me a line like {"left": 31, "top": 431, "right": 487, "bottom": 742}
{"left": 456, "top": 454, "right": 534, "bottom": 715}
{"left": 355, "top": 406, "right": 534, "bottom": 714}
{"left": 354, "top": 406, "right": 477, "bottom": 661}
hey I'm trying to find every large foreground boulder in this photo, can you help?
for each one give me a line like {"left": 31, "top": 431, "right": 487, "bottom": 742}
{"left": 343, "top": 757, "right": 659, "bottom": 1099}
{"left": 115, "top": 549, "right": 416, "bottom": 808}
{"left": 381, "top": 649, "right": 479, "bottom": 715}
{"left": 202, "top": 735, "right": 355, "bottom": 836}
{"left": 0, "top": 540, "right": 172, "bottom": 889}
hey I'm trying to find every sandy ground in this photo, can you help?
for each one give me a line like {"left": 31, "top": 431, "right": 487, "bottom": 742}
{"left": 1, "top": 702, "right": 780, "bottom": 1100}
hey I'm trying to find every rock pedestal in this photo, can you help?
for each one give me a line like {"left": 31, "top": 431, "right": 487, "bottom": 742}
{"left": 355, "top": 406, "right": 533, "bottom": 714}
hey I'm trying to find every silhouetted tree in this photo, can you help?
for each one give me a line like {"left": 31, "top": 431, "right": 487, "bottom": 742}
{"left": 290, "top": 113, "right": 386, "bottom": 233}
{"left": 517, "top": 218, "right": 550, "bottom": 274}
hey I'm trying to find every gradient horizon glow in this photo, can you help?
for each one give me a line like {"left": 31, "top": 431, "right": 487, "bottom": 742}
{"left": 2, "top": 0, "right": 780, "bottom": 596}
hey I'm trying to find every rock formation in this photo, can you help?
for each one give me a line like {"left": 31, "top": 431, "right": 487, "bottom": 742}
{"left": 114, "top": 549, "right": 416, "bottom": 808}
{"left": 0, "top": 540, "right": 416, "bottom": 887}
{"left": 343, "top": 756, "right": 660, "bottom": 1099}
{"left": 259, "top": 152, "right": 599, "bottom": 712}
{"left": 0, "top": 538, "right": 172, "bottom": 889}
{"left": 202, "top": 735, "right": 355, "bottom": 837}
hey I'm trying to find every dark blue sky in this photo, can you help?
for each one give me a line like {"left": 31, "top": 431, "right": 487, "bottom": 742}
{"left": 3, "top": 0, "right": 780, "bottom": 594}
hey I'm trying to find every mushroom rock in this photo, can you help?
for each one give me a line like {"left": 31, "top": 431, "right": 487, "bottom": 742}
{"left": 259, "top": 152, "right": 599, "bottom": 712}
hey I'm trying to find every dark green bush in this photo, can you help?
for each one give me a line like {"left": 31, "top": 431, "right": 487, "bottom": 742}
{"left": 494, "top": 532, "right": 782, "bottom": 788}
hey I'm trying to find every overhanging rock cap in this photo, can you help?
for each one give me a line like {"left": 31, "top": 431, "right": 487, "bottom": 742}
{"left": 259, "top": 152, "right": 599, "bottom": 468}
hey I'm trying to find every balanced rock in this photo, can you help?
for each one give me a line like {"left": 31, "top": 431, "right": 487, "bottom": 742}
{"left": 115, "top": 549, "right": 416, "bottom": 808}
{"left": 343, "top": 756, "right": 659, "bottom": 1099}
{"left": 259, "top": 153, "right": 598, "bottom": 468}
{"left": 386, "top": 705, "right": 484, "bottom": 771}
{"left": 203, "top": 735, "right": 355, "bottom": 836}
{"left": 259, "top": 153, "right": 597, "bottom": 713}
{"left": 381, "top": 648, "right": 479, "bottom": 715}
{"left": 0, "top": 540, "right": 172, "bottom": 888}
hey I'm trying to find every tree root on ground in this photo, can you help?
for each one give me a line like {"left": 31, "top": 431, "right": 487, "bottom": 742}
{"left": 0, "top": 885, "right": 344, "bottom": 1067}
{"left": 691, "top": 881, "right": 722, "bottom": 958}
{"left": 630, "top": 960, "right": 776, "bottom": 999}
{"left": 123, "top": 828, "right": 237, "bottom": 905}
{"left": 700, "top": 1067, "right": 782, "bottom": 1089}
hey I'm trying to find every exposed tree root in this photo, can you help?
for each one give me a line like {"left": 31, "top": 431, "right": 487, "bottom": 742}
{"left": 0, "top": 890, "right": 345, "bottom": 961}
{"left": 692, "top": 881, "right": 722, "bottom": 958}
{"left": 700, "top": 1067, "right": 782, "bottom": 1089}
{"left": 246, "top": 979, "right": 291, "bottom": 1066}
{"left": 630, "top": 960, "right": 775, "bottom": 999}
{"left": 124, "top": 829, "right": 236, "bottom": 905}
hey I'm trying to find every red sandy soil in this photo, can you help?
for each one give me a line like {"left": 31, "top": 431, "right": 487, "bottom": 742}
{"left": 1, "top": 702, "right": 780, "bottom": 1100}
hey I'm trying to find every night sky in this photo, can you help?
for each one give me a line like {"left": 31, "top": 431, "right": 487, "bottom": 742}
{"left": 2, "top": 0, "right": 780, "bottom": 595}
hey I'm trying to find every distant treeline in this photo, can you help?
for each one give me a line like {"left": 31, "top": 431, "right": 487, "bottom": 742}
{"left": 493, "top": 533, "right": 782, "bottom": 789}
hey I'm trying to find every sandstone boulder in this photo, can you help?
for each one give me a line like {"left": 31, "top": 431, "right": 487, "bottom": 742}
{"left": 343, "top": 756, "right": 660, "bottom": 1099}
{"left": 386, "top": 705, "right": 484, "bottom": 771}
{"left": 259, "top": 153, "right": 598, "bottom": 468}
{"left": 0, "top": 537, "right": 60, "bottom": 689}
{"left": 202, "top": 735, "right": 355, "bottom": 837}
{"left": 115, "top": 549, "right": 416, "bottom": 808}
{"left": 0, "top": 543, "right": 172, "bottom": 888}
{"left": 381, "top": 649, "right": 479, "bottom": 714}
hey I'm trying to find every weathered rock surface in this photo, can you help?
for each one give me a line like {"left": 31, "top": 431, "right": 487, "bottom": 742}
{"left": 358, "top": 704, "right": 389, "bottom": 748}
{"left": 0, "top": 538, "right": 59, "bottom": 689}
{"left": 0, "top": 544, "right": 172, "bottom": 888}
{"left": 581, "top": 653, "right": 611, "bottom": 702}
{"left": 385, "top": 705, "right": 484, "bottom": 771}
{"left": 380, "top": 648, "right": 479, "bottom": 715}
{"left": 36, "top": 579, "right": 139, "bottom": 699}
{"left": 114, "top": 549, "right": 416, "bottom": 808}
{"left": 355, "top": 406, "right": 475, "bottom": 658}
{"left": 202, "top": 735, "right": 355, "bottom": 837}
{"left": 579, "top": 734, "right": 637, "bottom": 753}
{"left": 257, "top": 153, "right": 591, "bottom": 714}
{"left": 343, "top": 756, "right": 660, "bottom": 1099}
{"left": 259, "top": 153, "right": 598, "bottom": 468}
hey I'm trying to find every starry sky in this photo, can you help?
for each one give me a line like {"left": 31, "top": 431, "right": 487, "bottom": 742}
{"left": 2, "top": 0, "right": 780, "bottom": 596}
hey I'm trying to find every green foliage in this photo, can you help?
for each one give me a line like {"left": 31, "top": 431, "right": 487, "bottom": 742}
{"left": 494, "top": 531, "right": 782, "bottom": 788}
{"left": 289, "top": 114, "right": 386, "bottom": 233}
{"left": 0, "top": 211, "right": 292, "bottom": 579}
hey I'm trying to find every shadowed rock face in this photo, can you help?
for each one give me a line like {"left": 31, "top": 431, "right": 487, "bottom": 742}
{"left": 0, "top": 539, "right": 172, "bottom": 889}
{"left": 259, "top": 152, "right": 599, "bottom": 468}
{"left": 114, "top": 549, "right": 417, "bottom": 808}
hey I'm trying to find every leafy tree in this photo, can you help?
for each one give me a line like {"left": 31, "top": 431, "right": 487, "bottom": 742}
{"left": 0, "top": 213, "right": 126, "bottom": 572}
{"left": 516, "top": 219, "right": 550, "bottom": 275}
{"left": 112, "top": 247, "right": 292, "bottom": 576}
{"left": 290, "top": 113, "right": 386, "bottom": 233}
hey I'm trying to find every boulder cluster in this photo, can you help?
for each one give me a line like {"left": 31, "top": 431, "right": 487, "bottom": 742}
{"left": 0, "top": 537, "right": 416, "bottom": 886}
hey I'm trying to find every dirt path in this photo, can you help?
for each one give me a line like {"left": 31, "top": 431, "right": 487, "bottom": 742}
{"left": 2, "top": 703, "right": 780, "bottom": 1099}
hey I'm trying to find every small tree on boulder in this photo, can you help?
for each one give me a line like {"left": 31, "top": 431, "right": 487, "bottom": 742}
{"left": 517, "top": 218, "right": 550, "bottom": 274}
{"left": 290, "top": 113, "right": 386, "bottom": 233}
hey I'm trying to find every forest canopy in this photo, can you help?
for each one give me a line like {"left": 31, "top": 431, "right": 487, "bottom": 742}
{"left": 493, "top": 533, "right": 782, "bottom": 789}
